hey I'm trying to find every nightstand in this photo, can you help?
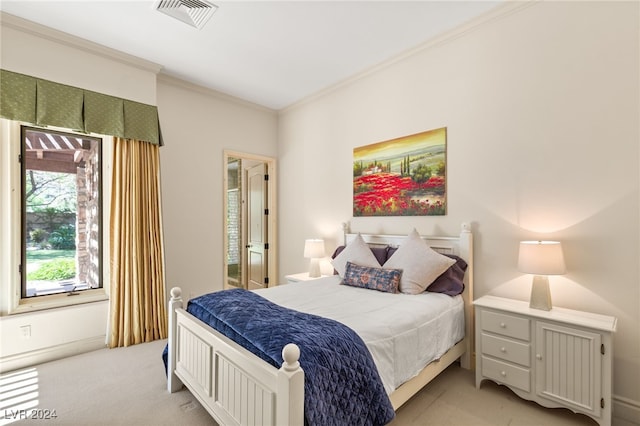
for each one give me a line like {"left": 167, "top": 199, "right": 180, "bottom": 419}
{"left": 474, "top": 295, "right": 617, "bottom": 426}
{"left": 284, "top": 272, "right": 330, "bottom": 283}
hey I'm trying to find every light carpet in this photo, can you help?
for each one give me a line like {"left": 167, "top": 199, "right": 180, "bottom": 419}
{"left": 1, "top": 339, "right": 622, "bottom": 425}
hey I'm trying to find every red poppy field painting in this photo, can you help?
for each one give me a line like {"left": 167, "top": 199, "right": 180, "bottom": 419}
{"left": 353, "top": 127, "right": 447, "bottom": 217}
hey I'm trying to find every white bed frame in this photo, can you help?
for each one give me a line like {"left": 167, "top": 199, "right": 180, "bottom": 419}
{"left": 167, "top": 223, "right": 474, "bottom": 426}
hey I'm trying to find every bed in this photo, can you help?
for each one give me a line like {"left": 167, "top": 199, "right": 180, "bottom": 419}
{"left": 166, "top": 223, "right": 474, "bottom": 426}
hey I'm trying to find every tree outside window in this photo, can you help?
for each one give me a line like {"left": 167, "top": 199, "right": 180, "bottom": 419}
{"left": 21, "top": 127, "right": 102, "bottom": 298}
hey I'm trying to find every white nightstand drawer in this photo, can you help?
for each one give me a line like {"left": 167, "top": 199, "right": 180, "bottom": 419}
{"left": 481, "top": 333, "right": 531, "bottom": 367}
{"left": 481, "top": 356, "right": 531, "bottom": 392}
{"left": 481, "top": 310, "right": 530, "bottom": 340}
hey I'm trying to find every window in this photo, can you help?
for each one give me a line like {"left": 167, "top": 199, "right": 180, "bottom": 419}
{"left": 21, "top": 127, "right": 103, "bottom": 298}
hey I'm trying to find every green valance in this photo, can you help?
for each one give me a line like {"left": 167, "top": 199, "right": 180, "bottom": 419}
{"left": 123, "top": 100, "right": 160, "bottom": 144}
{"left": 36, "top": 79, "right": 85, "bottom": 131}
{"left": 0, "top": 70, "right": 36, "bottom": 123}
{"left": 83, "top": 90, "right": 124, "bottom": 137}
{"left": 0, "top": 69, "right": 162, "bottom": 145}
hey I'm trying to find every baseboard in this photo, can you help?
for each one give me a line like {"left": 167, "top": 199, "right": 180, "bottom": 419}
{"left": 614, "top": 395, "right": 640, "bottom": 425}
{"left": 0, "top": 336, "right": 106, "bottom": 373}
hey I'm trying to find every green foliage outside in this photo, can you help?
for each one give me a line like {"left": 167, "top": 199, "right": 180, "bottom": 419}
{"left": 23, "top": 155, "right": 80, "bottom": 283}
{"left": 27, "top": 249, "right": 76, "bottom": 281}
{"left": 27, "top": 249, "right": 75, "bottom": 262}
{"left": 48, "top": 224, "right": 76, "bottom": 250}
{"left": 27, "top": 258, "right": 75, "bottom": 281}
{"left": 30, "top": 228, "right": 48, "bottom": 244}
{"left": 25, "top": 171, "right": 77, "bottom": 213}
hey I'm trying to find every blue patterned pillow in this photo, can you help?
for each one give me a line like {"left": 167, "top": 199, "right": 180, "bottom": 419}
{"left": 342, "top": 261, "right": 401, "bottom": 294}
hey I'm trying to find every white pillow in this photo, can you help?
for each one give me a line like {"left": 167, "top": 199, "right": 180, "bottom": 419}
{"left": 383, "top": 228, "right": 456, "bottom": 295}
{"left": 331, "top": 233, "right": 381, "bottom": 277}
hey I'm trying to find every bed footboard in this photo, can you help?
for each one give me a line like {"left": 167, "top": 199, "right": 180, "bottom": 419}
{"left": 167, "top": 287, "right": 304, "bottom": 426}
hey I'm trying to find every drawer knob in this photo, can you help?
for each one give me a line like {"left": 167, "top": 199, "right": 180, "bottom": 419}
{"left": 500, "top": 347, "right": 506, "bottom": 353}
{"left": 500, "top": 322, "right": 506, "bottom": 328}
{"left": 536, "top": 354, "right": 542, "bottom": 360}
{"left": 500, "top": 371, "right": 507, "bottom": 377}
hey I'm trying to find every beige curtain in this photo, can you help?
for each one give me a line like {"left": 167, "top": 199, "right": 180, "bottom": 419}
{"left": 109, "top": 137, "right": 167, "bottom": 348}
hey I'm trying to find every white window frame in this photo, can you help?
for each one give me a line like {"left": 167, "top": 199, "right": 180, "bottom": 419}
{"left": 0, "top": 119, "right": 111, "bottom": 315}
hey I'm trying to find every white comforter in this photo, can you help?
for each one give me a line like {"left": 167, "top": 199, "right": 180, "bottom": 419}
{"left": 255, "top": 275, "right": 464, "bottom": 394}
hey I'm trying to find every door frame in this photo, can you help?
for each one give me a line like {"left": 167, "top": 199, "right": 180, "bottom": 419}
{"left": 223, "top": 150, "right": 278, "bottom": 289}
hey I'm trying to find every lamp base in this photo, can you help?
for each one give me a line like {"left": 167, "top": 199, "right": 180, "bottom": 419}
{"left": 530, "top": 275, "right": 552, "bottom": 311}
{"left": 308, "top": 259, "right": 321, "bottom": 278}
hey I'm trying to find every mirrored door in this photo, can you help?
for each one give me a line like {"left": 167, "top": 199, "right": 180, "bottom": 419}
{"left": 226, "top": 157, "right": 242, "bottom": 288}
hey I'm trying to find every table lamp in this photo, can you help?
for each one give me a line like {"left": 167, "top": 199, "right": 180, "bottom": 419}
{"left": 517, "top": 240, "right": 566, "bottom": 311}
{"left": 304, "top": 239, "right": 325, "bottom": 278}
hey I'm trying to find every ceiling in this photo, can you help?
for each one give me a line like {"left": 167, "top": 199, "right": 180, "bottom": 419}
{"left": 1, "top": 1, "right": 503, "bottom": 110}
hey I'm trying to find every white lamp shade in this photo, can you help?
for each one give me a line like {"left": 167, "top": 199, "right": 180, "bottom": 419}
{"left": 518, "top": 241, "right": 566, "bottom": 275}
{"left": 303, "top": 239, "right": 325, "bottom": 259}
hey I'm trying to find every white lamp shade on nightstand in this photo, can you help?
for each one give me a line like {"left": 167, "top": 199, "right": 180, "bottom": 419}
{"left": 518, "top": 241, "right": 566, "bottom": 311}
{"left": 303, "top": 239, "right": 325, "bottom": 259}
{"left": 518, "top": 241, "right": 566, "bottom": 275}
{"left": 304, "top": 239, "right": 325, "bottom": 278}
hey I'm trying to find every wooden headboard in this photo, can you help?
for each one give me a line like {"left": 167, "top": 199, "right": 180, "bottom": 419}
{"left": 343, "top": 223, "right": 474, "bottom": 369}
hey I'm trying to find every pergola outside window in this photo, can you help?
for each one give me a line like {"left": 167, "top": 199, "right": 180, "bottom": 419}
{"left": 21, "top": 127, "right": 102, "bottom": 297}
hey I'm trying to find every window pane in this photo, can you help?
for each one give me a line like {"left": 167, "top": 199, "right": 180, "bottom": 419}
{"left": 22, "top": 127, "right": 102, "bottom": 297}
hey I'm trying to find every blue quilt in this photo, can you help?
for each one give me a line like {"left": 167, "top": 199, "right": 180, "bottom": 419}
{"left": 165, "top": 288, "right": 394, "bottom": 426}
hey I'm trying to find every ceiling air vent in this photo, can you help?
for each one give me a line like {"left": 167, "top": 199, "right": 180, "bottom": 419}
{"left": 155, "top": 0, "right": 218, "bottom": 30}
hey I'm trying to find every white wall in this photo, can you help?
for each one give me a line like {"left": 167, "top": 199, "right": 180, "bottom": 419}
{"left": 278, "top": 1, "right": 640, "bottom": 417}
{"left": 0, "top": 302, "right": 109, "bottom": 371}
{"left": 0, "top": 14, "right": 159, "bottom": 104}
{"left": 157, "top": 76, "right": 278, "bottom": 300}
{"left": 0, "top": 13, "right": 160, "bottom": 366}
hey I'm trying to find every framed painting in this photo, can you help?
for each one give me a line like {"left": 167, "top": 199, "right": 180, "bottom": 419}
{"left": 353, "top": 127, "right": 447, "bottom": 216}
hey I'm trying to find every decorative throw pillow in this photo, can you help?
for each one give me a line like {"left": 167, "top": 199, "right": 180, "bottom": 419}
{"left": 342, "top": 261, "right": 401, "bottom": 293}
{"left": 427, "top": 254, "right": 467, "bottom": 296}
{"left": 330, "top": 233, "right": 381, "bottom": 277}
{"left": 383, "top": 228, "right": 456, "bottom": 295}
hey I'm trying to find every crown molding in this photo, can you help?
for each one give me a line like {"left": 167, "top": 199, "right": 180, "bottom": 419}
{"left": 281, "top": 0, "right": 538, "bottom": 114}
{"left": 157, "top": 72, "right": 276, "bottom": 114}
{"left": 0, "top": 12, "right": 163, "bottom": 74}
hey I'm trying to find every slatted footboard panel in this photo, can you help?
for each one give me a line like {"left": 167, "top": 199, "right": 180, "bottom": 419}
{"left": 174, "top": 310, "right": 279, "bottom": 426}
{"left": 176, "top": 326, "right": 213, "bottom": 397}
{"left": 218, "top": 356, "right": 275, "bottom": 425}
